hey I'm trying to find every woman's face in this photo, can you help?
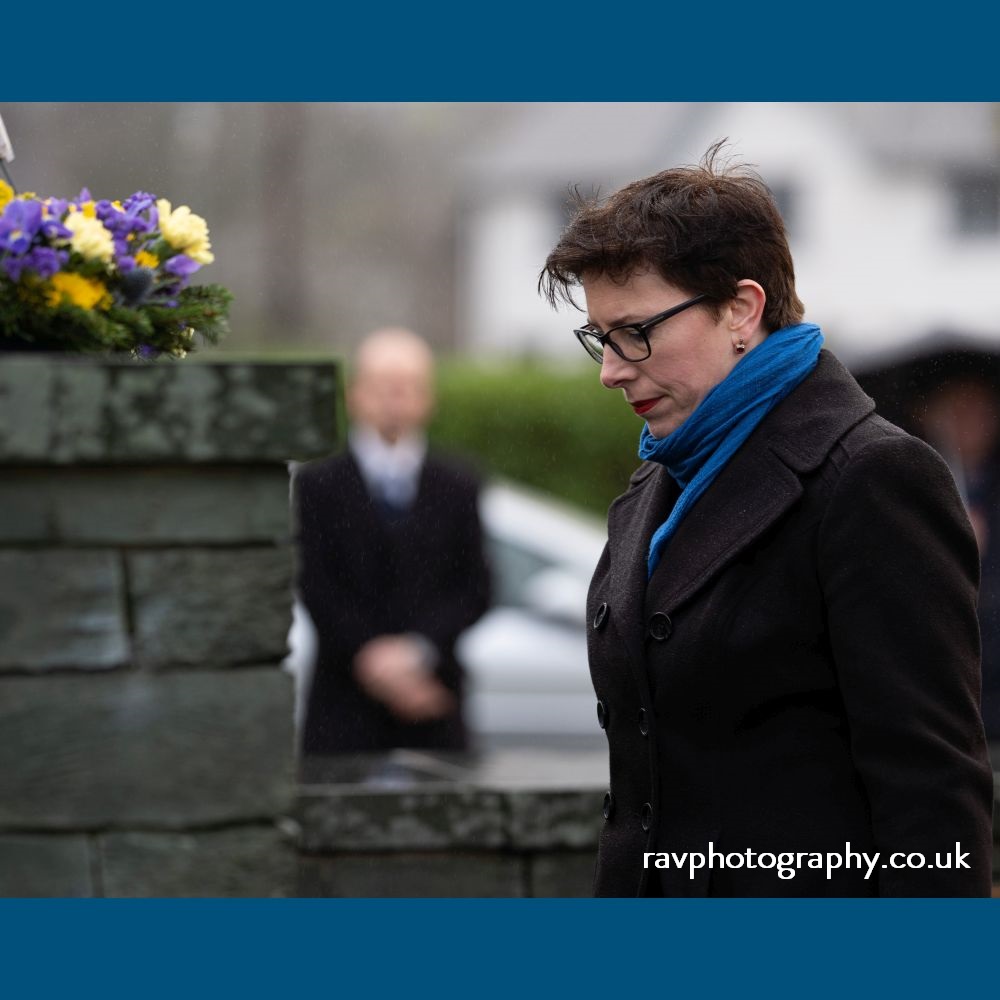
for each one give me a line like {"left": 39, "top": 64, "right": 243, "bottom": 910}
{"left": 583, "top": 269, "right": 744, "bottom": 439}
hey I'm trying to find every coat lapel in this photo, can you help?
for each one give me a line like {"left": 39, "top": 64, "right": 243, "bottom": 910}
{"left": 646, "top": 443, "right": 803, "bottom": 614}
{"left": 606, "top": 463, "right": 678, "bottom": 699}
{"left": 610, "top": 351, "right": 877, "bottom": 622}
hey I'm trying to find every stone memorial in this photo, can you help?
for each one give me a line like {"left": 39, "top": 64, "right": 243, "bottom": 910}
{"left": 0, "top": 354, "right": 339, "bottom": 897}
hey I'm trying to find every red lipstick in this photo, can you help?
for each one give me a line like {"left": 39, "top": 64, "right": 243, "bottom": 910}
{"left": 631, "top": 398, "right": 658, "bottom": 415}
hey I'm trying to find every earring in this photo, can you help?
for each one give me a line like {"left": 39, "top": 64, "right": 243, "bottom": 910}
{"left": 735, "top": 339, "right": 746, "bottom": 354}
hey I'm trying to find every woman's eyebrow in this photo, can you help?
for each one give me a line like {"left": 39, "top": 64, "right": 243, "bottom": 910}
{"left": 586, "top": 314, "right": 638, "bottom": 330}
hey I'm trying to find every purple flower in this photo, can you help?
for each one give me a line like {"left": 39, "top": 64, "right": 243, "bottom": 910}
{"left": 0, "top": 199, "right": 43, "bottom": 254}
{"left": 39, "top": 217, "right": 72, "bottom": 240}
{"left": 96, "top": 201, "right": 125, "bottom": 229}
{"left": 120, "top": 192, "right": 158, "bottom": 235}
{"left": 112, "top": 236, "right": 132, "bottom": 260}
{"left": 25, "top": 246, "right": 67, "bottom": 278}
{"left": 128, "top": 211, "right": 156, "bottom": 236}
{"left": 124, "top": 192, "right": 156, "bottom": 212}
{"left": 1, "top": 256, "right": 24, "bottom": 281}
{"left": 95, "top": 199, "right": 158, "bottom": 272}
{"left": 164, "top": 254, "right": 200, "bottom": 277}
{"left": 98, "top": 202, "right": 138, "bottom": 239}
{"left": 1, "top": 245, "right": 67, "bottom": 280}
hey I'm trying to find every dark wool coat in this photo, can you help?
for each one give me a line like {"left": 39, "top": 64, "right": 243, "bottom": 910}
{"left": 293, "top": 449, "right": 491, "bottom": 755}
{"left": 965, "top": 455, "right": 1000, "bottom": 743}
{"left": 587, "top": 350, "right": 994, "bottom": 897}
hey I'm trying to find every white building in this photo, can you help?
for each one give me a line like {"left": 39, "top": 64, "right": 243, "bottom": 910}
{"left": 455, "top": 102, "right": 1000, "bottom": 370}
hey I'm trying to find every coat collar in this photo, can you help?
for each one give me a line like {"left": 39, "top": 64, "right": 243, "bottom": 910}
{"left": 607, "top": 350, "right": 876, "bottom": 637}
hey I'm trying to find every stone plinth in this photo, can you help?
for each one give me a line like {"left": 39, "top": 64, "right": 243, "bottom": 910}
{"left": 0, "top": 353, "right": 339, "bottom": 898}
{"left": 0, "top": 355, "right": 337, "bottom": 465}
{"left": 296, "top": 748, "right": 608, "bottom": 897}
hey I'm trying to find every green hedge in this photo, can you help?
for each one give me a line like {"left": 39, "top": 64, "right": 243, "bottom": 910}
{"left": 428, "top": 360, "right": 646, "bottom": 518}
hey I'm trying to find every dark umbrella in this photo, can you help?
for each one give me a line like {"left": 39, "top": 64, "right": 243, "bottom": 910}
{"left": 850, "top": 329, "right": 1000, "bottom": 745}
{"left": 850, "top": 329, "right": 1000, "bottom": 441}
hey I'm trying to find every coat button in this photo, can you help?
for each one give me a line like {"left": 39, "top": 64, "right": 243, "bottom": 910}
{"left": 596, "top": 700, "right": 607, "bottom": 729}
{"left": 603, "top": 791, "right": 615, "bottom": 820}
{"left": 641, "top": 802, "right": 653, "bottom": 832}
{"left": 647, "top": 612, "right": 672, "bottom": 641}
{"left": 593, "top": 602, "right": 609, "bottom": 630}
{"left": 638, "top": 707, "right": 649, "bottom": 736}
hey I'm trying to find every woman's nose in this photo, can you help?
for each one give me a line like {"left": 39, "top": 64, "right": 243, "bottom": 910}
{"left": 600, "top": 349, "right": 634, "bottom": 389}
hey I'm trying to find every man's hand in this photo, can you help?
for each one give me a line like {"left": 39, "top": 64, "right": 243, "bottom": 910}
{"left": 354, "top": 635, "right": 455, "bottom": 722}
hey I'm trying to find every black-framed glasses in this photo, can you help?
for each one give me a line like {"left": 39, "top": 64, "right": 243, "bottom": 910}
{"left": 573, "top": 293, "right": 708, "bottom": 364}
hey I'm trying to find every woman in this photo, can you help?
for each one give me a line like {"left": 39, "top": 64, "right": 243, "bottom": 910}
{"left": 539, "top": 144, "right": 994, "bottom": 897}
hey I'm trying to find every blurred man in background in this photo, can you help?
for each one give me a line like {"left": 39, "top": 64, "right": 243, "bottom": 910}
{"left": 292, "top": 327, "right": 491, "bottom": 755}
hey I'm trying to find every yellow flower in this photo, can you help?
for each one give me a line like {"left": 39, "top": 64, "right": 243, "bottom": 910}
{"left": 46, "top": 272, "right": 112, "bottom": 310}
{"left": 64, "top": 209, "right": 114, "bottom": 264}
{"left": 134, "top": 249, "right": 159, "bottom": 269}
{"left": 80, "top": 200, "right": 97, "bottom": 219}
{"left": 0, "top": 180, "right": 12, "bottom": 211}
{"left": 156, "top": 198, "right": 214, "bottom": 264}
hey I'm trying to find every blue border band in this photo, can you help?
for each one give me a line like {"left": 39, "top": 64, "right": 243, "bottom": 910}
{"left": 3, "top": 898, "right": 999, "bottom": 996}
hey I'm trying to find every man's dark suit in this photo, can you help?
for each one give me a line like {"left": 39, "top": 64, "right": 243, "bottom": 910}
{"left": 293, "top": 449, "right": 491, "bottom": 754}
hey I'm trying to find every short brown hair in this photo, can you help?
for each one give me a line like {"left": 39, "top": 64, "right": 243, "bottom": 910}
{"left": 539, "top": 141, "right": 805, "bottom": 332}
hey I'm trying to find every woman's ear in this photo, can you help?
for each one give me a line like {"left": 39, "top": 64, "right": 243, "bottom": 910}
{"left": 730, "top": 279, "right": 767, "bottom": 338}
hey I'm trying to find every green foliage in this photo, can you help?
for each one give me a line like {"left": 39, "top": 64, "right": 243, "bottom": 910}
{"left": 429, "top": 359, "right": 644, "bottom": 517}
{"left": 0, "top": 280, "right": 232, "bottom": 356}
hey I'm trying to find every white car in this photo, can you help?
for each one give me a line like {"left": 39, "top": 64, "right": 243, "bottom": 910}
{"left": 459, "top": 479, "right": 608, "bottom": 749}
{"left": 283, "top": 478, "right": 608, "bottom": 750}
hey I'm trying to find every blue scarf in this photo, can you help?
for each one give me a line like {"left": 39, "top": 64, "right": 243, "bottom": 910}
{"left": 639, "top": 323, "right": 824, "bottom": 579}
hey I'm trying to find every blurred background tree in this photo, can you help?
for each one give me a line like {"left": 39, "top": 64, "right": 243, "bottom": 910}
{"left": 431, "top": 361, "right": 639, "bottom": 517}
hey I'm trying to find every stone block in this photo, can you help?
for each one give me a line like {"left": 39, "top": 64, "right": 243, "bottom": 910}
{"left": 0, "top": 468, "right": 292, "bottom": 545}
{"left": 528, "top": 851, "right": 597, "bottom": 897}
{"left": 296, "top": 787, "right": 508, "bottom": 853}
{"left": 128, "top": 548, "right": 293, "bottom": 668}
{"left": 0, "top": 833, "right": 93, "bottom": 897}
{"left": 0, "top": 356, "right": 57, "bottom": 459}
{"left": 507, "top": 789, "right": 605, "bottom": 850}
{"left": 0, "top": 356, "right": 339, "bottom": 465}
{"left": 297, "top": 851, "right": 525, "bottom": 898}
{"left": 0, "top": 669, "right": 295, "bottom": 828}
{"left": 0, "top": 549, "right": 127, "bottom": 671}
{"left": 100, "top": 826, "right": 296, "bottom": 898}
{"left": 295, "top": 748, "right": 608, "bottom": 855}
{"left": 0, "top": 477, "right": 49, "bottom": 540}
